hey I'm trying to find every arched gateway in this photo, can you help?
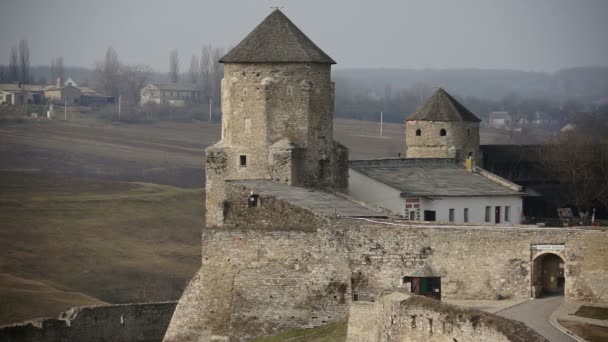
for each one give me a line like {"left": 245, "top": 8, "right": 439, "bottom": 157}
{"left": 531, "top": 251, "right": 566, "bottom": 298}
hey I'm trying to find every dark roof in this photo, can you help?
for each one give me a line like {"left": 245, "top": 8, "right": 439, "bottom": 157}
{"left": 350, "top": 158, "right": 523, "bottom": 197}
{"left": 406, "top": 88, "right": 481, "bottom": 122}
{"left": 219, "top": 10, "right": 336, "bottom": 64}
{"left": 227, "top": 179, "right": 385, "bottom": 218}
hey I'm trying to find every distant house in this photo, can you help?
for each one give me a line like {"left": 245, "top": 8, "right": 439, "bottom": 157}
{"left": 140, "top": 83, "right": 200, "bottom": 107}
{"left": 0, "top": 84, "right": 44, "bottom": 105}
{"left": 488, "top": 111, "right": 512, "bottom": 129}
{"left": 348, "top": 158, "right": 525, "bottom": 224}
{"left": 44, "top": 78, "right": 82, "bottom": 105}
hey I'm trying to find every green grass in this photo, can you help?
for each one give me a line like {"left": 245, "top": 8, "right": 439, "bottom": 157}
{"left": 251, "top": 321, "right": 347, "bottom": 342}
{"left": 575, "top": 305, "right": 608, "bottom": 320}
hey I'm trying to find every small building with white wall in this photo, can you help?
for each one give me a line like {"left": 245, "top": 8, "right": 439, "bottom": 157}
{"left": 140, "top": 83, "right": 200, "bottom": 107}
{"left": 349, "top": 158, "right": 524, "bottom": 224}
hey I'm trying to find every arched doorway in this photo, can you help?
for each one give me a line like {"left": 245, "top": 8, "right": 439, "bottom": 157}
{"left": 532, "top": 253, "right": 565, "bottom": 297}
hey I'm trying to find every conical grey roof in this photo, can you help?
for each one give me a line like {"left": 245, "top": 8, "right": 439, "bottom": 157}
{"left": 407, "top": 88, "right": 481, "bottom": 122}
{"left": 219, "top": 10, "right": 336, "bottom": 64}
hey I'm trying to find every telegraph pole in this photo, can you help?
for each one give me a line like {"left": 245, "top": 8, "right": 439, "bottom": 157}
{"left": 118, "top": 95, "right": 121, "bottom": 121}
{"left": 64, "top": 97, "right": 67, "bottom": 121}
{"left": 380, "top": 111, "right": 383, "bottom": 136}
{"left": 209, "top": 97, "right": 213, "bottom": 122}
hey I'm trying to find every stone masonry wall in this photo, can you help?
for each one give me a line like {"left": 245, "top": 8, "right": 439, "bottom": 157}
{"left": 206, "top": 62, "right": 348, "bottom": 228}
{"left": 0, "top": 302, "right": 176, "bottom": 342}
{"left": 165, "top": 189, "right": 608, "bottom": 341}
{"left": 344, "top": 220, "right": 608, "bottom": 302}
{"left": 163, "top": 228, "right": 351, "bottom": 342}
{"left": 406, "top": 120, "right": 480, "bottom": 163}
{"left": 347, "top": 293, "right": 547, "bottom": 342}
{"left": 223, "top": 181, "right": 326, "bottom": 231}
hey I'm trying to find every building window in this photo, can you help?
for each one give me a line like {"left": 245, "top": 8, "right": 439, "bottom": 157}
{"left": 440, "top": 129, "right": 447, "bottom": 136}
{"left": 415, "top": 129, "right": 421, "bottom": 136}
{"left": 243, "top": 88, "right": 247, "bottom": 96}
{"left": 485, "top": 206, "right": 491, "bottom": 222}
{"left": 505, "top": 206, "right": 510, "bottom": 221}
{"left": 467, "top": 128, "right": 471, "bottom": 136}
{"left": 424, "top": 210, "right": 436, "bottom": 221}
{"left": 239, "top": 155, "right": 247, "bottom": 167}
{"left": 449, "top": 209, "right": 455, "bottom": 222}
{"left": 464, "top": 208, "right": 469, "bottom": 222}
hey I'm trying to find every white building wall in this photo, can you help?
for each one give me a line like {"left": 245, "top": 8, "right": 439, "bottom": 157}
{"left": 420, "top": 195, "right": 523, "bottom": 225}
{"left": 349, "top": 169, "right": 523, "bottom": 224}
{"left": 348, "top": 169, "right": 405, "bottom": 216}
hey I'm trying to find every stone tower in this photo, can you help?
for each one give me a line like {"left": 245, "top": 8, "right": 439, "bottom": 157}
{"left": 205, "top": 10, "right": 348, "bottom": 227}
{"left": 405, "top": 88, "right": 481, "bottom": 163}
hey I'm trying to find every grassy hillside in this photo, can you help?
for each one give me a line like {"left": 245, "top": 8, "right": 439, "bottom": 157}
{"left": 0, "top": 171, "right": 203, "bottom": 324}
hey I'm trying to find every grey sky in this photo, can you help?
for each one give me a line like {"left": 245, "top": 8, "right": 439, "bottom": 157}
{"left": 1, "top": 0, "right": 607, "bottom": 72}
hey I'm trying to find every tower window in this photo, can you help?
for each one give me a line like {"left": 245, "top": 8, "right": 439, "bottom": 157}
{"left": 415, "top": 129, "right": 421, "bottom": 136}
{"left": 440, "top": 129, "right": 447, "bottom": 136}
{"left": 239, "top": 155, "right": 247, "bottom": 167}
{"left": 467, "top": 128, "right": 471, "bottom": 136}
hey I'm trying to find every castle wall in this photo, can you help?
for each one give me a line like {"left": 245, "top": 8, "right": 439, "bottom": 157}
{"left": 344, "top": 222, "right": 607, "bottom": 302}
{"left": 166, "top": 187, "right": 608, "bottom": 341}
{"left": 406, "top": 120, "right": 480, "bottom": 162}
{"left": 163, "top": 229, "right": 351, "bottom": 342}
{"left": 347, "top": 293, "right": 547, "bottom": 342}
{"left": 0, "top": 302, "right": 176, "bottom": 342}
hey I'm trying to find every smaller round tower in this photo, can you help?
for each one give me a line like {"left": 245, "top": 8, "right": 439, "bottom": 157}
{"left": 405, "top": 88, "right": 481, "bottom": 163}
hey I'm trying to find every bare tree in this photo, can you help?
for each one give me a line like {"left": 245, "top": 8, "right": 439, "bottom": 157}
{"left": 169, "top": 49, "right": 179, "bottom": 83}
{"left": 120, "top": 64, "right": 152, "bottom": 105}
{"left": 0, "top": 65, "right": 6, "bottom": 82}
{"left": 94, "top": 46, "right": 121, "bottom": 98}
{"left": 189, "top": 55, "right": 200, "bottom": 85}
{"left": 541, "top": 131, "right": 608, "bottom": 219}
{"left": 210, "top": 47, "right": 225, "bottom": 104}
{"left": 9, "top": 47, "right": 18, "bottom": 82}
{"left": 18, "top": 39, "right": 30, "bottom": 84}
{"left": 200, "top": 45, "right": 212, "bottom": 98}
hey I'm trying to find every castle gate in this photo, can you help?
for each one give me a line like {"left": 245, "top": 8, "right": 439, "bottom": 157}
{"left": 531, "top": 245, "right": 566, "bottom": 298}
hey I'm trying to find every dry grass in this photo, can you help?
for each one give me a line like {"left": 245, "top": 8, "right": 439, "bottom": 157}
{"left": 251, "top": 321, "right": 347, "bottom": 342}
{"left": 0, "top": 273, "right": 107, "bottom": 324}
{"left": 0, "top": 171, "right": 203, "bottom": 324}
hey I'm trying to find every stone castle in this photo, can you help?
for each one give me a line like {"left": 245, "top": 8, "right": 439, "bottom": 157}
{"left": 162, "top": 9, "right": 608, "bottom": 342}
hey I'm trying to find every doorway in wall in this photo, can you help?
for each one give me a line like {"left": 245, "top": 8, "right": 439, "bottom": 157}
{"left": 495, "top": 206, "right": 501, "bottom": 223}
{"left": 532, "top": 253, "right": 565, "bottom": 297}
{"left": 423, "top": 210, "right": 436, "bottom": 221}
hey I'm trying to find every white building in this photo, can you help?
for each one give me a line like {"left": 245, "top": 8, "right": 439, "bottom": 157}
{"left": 488, "top": 111, "right": 512, "bottom": 129}
{"left": 140, "top": 83, "right": 200, "bottom": 107}
{"left": 348, "top": 158, "right": 524, "bottom": 224}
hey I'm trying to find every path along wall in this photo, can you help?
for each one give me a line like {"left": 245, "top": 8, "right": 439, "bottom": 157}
{"left": 0, "top": 302, "right": 176, "bottom": 342}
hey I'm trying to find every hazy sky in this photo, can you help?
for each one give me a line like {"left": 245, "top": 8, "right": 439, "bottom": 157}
{"left": 1, "top": 0, "right": 607, "bottom": 73}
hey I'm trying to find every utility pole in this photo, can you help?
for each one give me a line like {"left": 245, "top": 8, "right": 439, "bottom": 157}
{"left": 118, "top": 95, "right": 121, "bottom": 121}
{"left": 380, "top": 111, "right": 383, "bottom": 136}
{"left": 64, "top": 97, "right": 67, "bottom": 121}
{"left": 208, "top": 97, "right": 213, "bottom": 122}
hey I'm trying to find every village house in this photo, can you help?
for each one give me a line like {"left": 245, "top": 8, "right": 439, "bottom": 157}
{"left": 0, "top": 84, "right": 44, "bottom": 105}
{"left": 43, "top": 78, "right": 82, "bottom": 105}
{"left": 140, "top": 83, "right": 200, "bottom": 107}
